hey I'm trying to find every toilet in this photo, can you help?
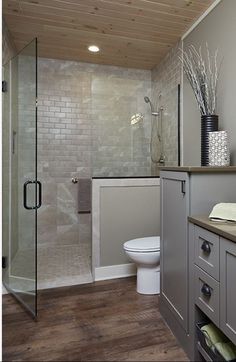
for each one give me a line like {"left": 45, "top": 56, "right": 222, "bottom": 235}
{"left": 123, "top": 236, "right": 160, "bottom": 295}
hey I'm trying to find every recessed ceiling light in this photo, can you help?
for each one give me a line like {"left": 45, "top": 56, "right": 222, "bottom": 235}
{"left": 88, "top": 45, "right": 100, "bottom": 53}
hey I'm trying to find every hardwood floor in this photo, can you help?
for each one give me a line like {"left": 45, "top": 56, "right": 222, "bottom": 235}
{"left": 3, "top": 277, "right": 188, "bottom": 361}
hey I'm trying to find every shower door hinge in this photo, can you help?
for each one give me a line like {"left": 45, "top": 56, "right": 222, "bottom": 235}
{"left": 2, "top": 256, "right": 7, "bottom": 269}
{"left": 36, "top": 98, "right": 38, "bottom": 107}
{"left": 2, "top": 80, "right": 7, "bottom": 93}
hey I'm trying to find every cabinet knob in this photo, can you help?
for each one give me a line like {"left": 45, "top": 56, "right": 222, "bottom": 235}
{"left": 201, "top": 283, "right": 212, "bottom": 297}
{"left": 201, "top": 240, "right": 211, "bottom": 254}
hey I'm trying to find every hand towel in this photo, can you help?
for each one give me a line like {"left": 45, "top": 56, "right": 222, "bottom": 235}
{"left": 209, "top": 203, "right": 236, "bottom": 222}
{"left": 78, "top": 178, "right": 91, "bottom": 214}
{"left": 214, "top": 342, "right": 236, "bottom": 361}
{"left": 201, "top": 323, "right": 227, "bottom": 348}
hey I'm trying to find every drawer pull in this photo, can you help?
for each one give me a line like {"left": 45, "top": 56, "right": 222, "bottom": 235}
{"left": 201, "top": 283, "right": 212, "bottom": 297}
{"left": 201, "top": 240, "right": 211, "bottom": 254}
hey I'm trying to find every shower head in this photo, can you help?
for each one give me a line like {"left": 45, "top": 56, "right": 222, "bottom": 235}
{"left": 144, "top": 96, "right": 158, "bottom": 116}
{"left": 144, "top": 96, "right": 150, "bottom": 104}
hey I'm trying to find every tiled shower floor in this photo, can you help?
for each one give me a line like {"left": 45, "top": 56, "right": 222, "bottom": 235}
{"left": 9, "top": 243, "right": 92, "bottom": 291}
{"left": 38, "top": 244, "right": 93, "bottom": 289}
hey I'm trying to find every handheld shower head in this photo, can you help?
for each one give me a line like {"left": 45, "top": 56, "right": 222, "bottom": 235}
{"left": 144, "top": 96, "right": 150, "bottom": 104}
{"left": 144, "top": 96, "right": 158, "bottom": 116}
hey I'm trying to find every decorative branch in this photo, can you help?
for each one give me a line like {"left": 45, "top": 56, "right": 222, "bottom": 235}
{"left": 179, "top": 44, "right": 220, "bottom": 116}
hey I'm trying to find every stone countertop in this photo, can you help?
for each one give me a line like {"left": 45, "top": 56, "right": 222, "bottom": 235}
{"left": 160, "top": 166, "right": 236, "bottom": 173}
{"left": 188, "top": 215, "right": 236, "bottom": 243}
{"left": 92, "top": 176, "right": 160, "bottom": 179}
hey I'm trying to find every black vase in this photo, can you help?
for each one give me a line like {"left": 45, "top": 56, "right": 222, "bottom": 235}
{"left": 201, "top": 115, "right": 219, "bottom": 166}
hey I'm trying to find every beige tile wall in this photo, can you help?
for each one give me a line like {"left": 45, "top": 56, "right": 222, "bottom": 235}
{"left": 37, "top": 59, "right": 152, "bottom": 282}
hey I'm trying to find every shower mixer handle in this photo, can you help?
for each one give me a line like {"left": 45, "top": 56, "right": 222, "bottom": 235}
{"left": 71, "top": 177, "right": 79, "bottom": 184}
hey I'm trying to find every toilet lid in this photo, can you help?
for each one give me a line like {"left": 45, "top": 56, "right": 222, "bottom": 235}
{"left": 124, "top": 236, "right": 160, "bottom": 252}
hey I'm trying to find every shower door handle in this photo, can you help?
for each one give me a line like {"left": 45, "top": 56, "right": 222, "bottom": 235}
{"left": 36, "top": 181, "right": 42, "bottom": 209}
{"left": 23, "top": 180, "right": 42, "bottom": 210}
{"left": 24, "top": 180, "right": 35, "bottom": 210}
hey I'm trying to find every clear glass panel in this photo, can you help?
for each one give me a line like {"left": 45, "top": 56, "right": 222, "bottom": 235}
{"left": 2, "top": 39, "right": 38, "bottom": 317}
{"left": 2, "top": 63, "right": 10, "bottom": 288}
{"left": 91, "top": 73, "right": 152, "bottom": 177}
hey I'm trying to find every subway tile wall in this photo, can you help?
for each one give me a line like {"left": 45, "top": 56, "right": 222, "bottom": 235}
{"left": 37, "top": 59, "right": 152, "bottom": 284}
{"left": 152, "top": 42, "right": 181, "bottom": 166}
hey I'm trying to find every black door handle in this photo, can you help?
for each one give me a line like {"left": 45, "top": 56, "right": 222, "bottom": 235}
{"left": 23, "top": 180, "right": 42, "bottom": 210}
{"left": 24, "top": 180, "right": 35, "bottom": 210}
{"left": 201, "top": 240, "right": 211, "bottom": 254}
{"left": 181, "top": 180, "right": 186, "bottom": 194}
{"left": 201, "top": 283, "right": 212, "bottom": 297}
{"left": 36, "top": 181, "right": 42, "bottom": 209}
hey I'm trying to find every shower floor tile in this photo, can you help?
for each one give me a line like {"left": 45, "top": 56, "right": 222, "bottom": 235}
{"left": 8, "top": 244, "right": 92, "bottom": 291}
{"left": 38, "top": 244, "right": 92, "bottom": 289}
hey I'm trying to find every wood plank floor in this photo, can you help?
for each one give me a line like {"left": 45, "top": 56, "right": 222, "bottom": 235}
{"left": 3, "top": 277, "right": 188, "bottom": 361}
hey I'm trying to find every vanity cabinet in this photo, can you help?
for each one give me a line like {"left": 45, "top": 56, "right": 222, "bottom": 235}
{"left": 220, "top": 237, "right": 236, "bottom": 345}
{"left": 160, "top": 168, "right": 236, "bottom": 359}
{"left": 188, "top": 219, "right": 236, "bottom": 361}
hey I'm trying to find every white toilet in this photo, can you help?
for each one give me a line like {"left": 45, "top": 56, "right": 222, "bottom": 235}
{"left": 123, "top": 236, "right": 160, "bottom": 295}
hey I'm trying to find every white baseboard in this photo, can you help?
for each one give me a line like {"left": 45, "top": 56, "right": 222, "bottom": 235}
{"left": 94, "top": 263, "right": 136, "bottom": 281}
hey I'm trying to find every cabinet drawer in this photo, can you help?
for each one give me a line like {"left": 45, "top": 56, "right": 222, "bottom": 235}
{"left": 220, "top": 237, "right": 236, "bottom": 345}
{"left": 194, "top": 226, "right": 220, "bottom": 280}
{"left": 194, "top": 265, "right": 220, "bottom": 326}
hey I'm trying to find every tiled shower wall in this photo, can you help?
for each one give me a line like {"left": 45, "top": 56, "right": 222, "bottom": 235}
{"left": 37, "top": 59, "right": 152, "bottom": 284}
{"left": 151, "top": 42, "right": 181, "bottom": 166}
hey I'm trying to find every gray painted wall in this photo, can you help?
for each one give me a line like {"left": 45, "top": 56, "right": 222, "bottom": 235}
{"left": 183, "top": 0, "right": 236, "bottom": 165}
{"left": 100, "top": 185, "right": 160, "bottom": 266}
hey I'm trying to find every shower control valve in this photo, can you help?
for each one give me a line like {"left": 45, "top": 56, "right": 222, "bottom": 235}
{"left": 71, "top": 177, "right": 79, "bottom": 184}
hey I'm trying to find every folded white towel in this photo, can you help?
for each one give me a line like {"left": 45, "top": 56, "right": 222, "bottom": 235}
{"left": 209, "top": 203, "right": 236, "bottom": 222}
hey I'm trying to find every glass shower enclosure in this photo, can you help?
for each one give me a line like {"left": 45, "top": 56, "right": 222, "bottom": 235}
{"left": 2, "top": 39, "right": 39, "bottom": 317}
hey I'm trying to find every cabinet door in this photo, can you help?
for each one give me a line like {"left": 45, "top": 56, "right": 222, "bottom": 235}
{"left": 161, "top": 172, "right": 189, "bottom": 331}
{"left": 220, "top": 237, "right": 236, "bottom": 345}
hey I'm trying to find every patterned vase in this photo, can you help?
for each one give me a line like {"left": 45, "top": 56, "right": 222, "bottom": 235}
{"left": 208, "top": 131, "right": 230, "bottom": 166}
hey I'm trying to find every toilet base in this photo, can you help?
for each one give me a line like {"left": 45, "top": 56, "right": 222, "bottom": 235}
{"left": 137, "top": 266, "right": 160, "bottom": 295}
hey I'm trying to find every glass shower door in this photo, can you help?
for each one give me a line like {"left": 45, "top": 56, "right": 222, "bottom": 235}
{"left": 2, "top": 39, "right": 39, "bottom": 317}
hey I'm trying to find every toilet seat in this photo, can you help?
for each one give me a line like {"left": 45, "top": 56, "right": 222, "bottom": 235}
{"left": 123, "top": 236, "right": 160, "bottom": 253}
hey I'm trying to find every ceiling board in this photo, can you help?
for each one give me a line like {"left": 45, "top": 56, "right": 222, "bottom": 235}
{"left": 3, "top": 0, "right": 214, "bottom": 69}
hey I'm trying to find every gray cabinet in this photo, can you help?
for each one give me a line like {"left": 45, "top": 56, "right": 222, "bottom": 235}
{"left": 160, "top": 169, "right": 236, "bottom": 359}
{"left": 189, "top": 221, "right": 236, "bottom": 361}
{"left": 194, "top": 264, "right": 220, "bottom": 326}
{"left": 194, "top": 226, "right": 220, "bottom": 280}
{"left": 161, "top": 172, "right": 189, "bottom": 331}
{"left": 220, "top": 237, "right": 236, "bottom": 345}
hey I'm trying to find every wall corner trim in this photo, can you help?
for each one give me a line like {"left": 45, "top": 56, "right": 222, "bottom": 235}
{"left": 181, "top": 0, "right": 222, "bottom": 40}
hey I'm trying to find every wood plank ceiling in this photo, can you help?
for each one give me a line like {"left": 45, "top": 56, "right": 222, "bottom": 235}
{"left": 3, "top": 0, "right": 214, "bottom": 69}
